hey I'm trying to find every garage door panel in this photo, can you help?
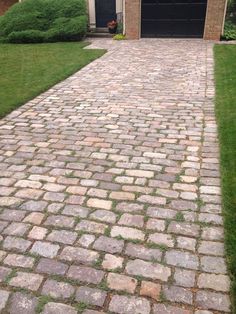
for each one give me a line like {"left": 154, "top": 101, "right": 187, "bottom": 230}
{"left": 141, "top": 0, "right": 208, "bottom": 38}
{"left": 172, "top": 4, "right": 207, "bottom": 19}
{"left": 142, "top": 4, "right": 206, "bottom": 20}
{"left": 142, "top": 21, "right": 173, "bottom": 37}
{"left": 142, "top": 5, "right": 172, "bottom": 20}
{"left": 142, "top": 20, "right": 205, "bottom": 37}
{"left": 172, "top": 20, "right": 205, "bottom": 37}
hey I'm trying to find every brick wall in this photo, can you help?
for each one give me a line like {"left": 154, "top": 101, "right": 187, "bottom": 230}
{"left": 204, "top": 0, "right": 227, "bottom": 40}
{"left": 125, "top": 0, "right": 140, "bottom": 39}
{"left": 0, "top": 0, "right": 18, "bottom": 15}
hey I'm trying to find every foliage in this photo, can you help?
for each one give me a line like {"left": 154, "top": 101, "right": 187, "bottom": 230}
{"left": 8, "top": 30, "right": 45, "bottom": 43}
{"left": 0, "top": 42, "right": 105, "bottom": 117}
{"left": 0, "top": 0, "right": 87, "bottom": 43}
{"left": 113, "top": 34, "right": 126, "bottom": 40}
{"left": 224, "top": 0, "right": 236, "bottom": 41}
{"left": 117, "top": 22, "right": 123, "bottom": 34}
{"left": 227, "top": 0, "right": 236, "bottom": 23}
{"left": 214, "top": 44, "right": 236, "bottom": 313}
{"left": 223, "top": 21, "right": 236, "bottom": 40}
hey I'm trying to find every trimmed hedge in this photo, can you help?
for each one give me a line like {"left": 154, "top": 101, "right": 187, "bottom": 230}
{"left": 0, "top": 0, "right": 87, "bottom": 43}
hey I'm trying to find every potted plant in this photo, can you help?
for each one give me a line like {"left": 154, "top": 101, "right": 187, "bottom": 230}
{"left": 107, "top": 20, "right": 118, "bottom": 34}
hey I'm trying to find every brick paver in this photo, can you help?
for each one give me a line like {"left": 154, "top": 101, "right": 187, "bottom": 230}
{"left": 0, "top": 39, "right": 231, "bottom": 313}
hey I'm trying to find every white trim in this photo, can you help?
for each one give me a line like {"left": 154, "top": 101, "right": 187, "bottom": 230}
{"left": 116, "top": 0, "right": 122, "bottom": 13}
{"left": 88, "top": 0, "right": 96, "bottom": 29}
{"left": 222, "top": 0, "right": 228, "bottom": 34}
{"left": 123, "top": 0, "right": 125, "bottom": 34}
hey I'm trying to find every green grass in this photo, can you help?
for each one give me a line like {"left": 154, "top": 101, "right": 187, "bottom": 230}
{"left": 0, "top": 42, "right": 105, "bottom": 118}
{"left": 214, "top": 44, "right": 236, "bottom": 313}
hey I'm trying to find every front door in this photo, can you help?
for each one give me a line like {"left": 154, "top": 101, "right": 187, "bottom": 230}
{"left": 95, "top": 0, "right": 116, "bottom": 28}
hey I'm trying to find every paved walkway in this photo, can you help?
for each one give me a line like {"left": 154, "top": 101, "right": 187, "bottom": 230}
{"left": 0, "top": 39, "right": 231, "bottom": 314}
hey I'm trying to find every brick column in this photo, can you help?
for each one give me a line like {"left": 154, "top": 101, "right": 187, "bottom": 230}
{"left": 204, "top": 0, "right": 227, "bottom": 40}
{"left": 0, "top": 0, "right": 18, "bottom": 15}
{"left": 125, "top": 0, "right": 141, "bottom": 39}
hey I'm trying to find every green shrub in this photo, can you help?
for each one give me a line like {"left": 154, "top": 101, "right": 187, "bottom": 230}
{"left": 0, "top": 0, "right": 87, "bottom": 43}
{"left": 113, "top": 34, "right": 126, "bottom": 41}
{"left": 8, "top": 30, "right": 45, "bottom": 43}
{"left": 116, "top": 22, "right": 123, "bottom": 34}
{"left": 46, "top": 16, "right": 87, "bottom": 42}
{"left": 223, "top": 21, "right": 236, "bottom": 40}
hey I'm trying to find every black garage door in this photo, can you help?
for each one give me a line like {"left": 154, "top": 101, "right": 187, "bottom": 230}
{"left": 141, "top": 0, "right": 208, "bottom": 38}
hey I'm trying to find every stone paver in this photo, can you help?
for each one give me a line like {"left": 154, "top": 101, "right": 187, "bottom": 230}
{"left": 9, "top": 292, "right": 38, "bottom": 314}
{"left": 0, "top": 38, "right": 230, "bottom": 313}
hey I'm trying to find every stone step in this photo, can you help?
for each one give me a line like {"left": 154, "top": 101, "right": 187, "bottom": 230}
{"left": 87, "top": 32, "right": 113, "bottom": 38}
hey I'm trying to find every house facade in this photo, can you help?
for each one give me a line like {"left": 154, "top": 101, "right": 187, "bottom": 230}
{"left": 89, "top": 0, "right": 228, "bottom": 40}
{"left": 0, "top": 0, "right": 228, "bottom": 41}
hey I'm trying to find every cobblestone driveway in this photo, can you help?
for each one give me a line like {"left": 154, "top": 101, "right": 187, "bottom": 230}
{"left": 0, "top": 39, "right": 231, "bottom": 313}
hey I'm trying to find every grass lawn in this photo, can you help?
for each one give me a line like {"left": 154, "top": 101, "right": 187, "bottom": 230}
{"left": 0, "top": 42, "right": 105, "bottom": 118}
{"left": 214, "top": 44, "right": 236, "bottom": 312}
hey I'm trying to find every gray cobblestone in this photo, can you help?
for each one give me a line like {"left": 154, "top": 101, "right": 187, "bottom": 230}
{"left": 42, "top": 279, "right": 75, "bottom": 299}
{"left": 76, "top": 286, "right": 107, "bottom": 306}
{"left": 109, "top": 295, "right": 150, "bottom": 314}
{"left": 0, "top": 38, "right": 230, "bottom": 312}
{"left": 9, "top": 292, "right": 38, "bottom": 314}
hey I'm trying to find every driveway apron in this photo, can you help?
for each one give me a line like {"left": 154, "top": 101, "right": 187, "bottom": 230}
{"left": 0, "top": 39, "right": 231, "bottom": 313}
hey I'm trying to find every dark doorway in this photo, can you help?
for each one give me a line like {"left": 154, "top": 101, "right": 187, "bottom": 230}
{"left": 95, "top": 0, "right": 116, "bottom": 28}
{"left": 141, "top": 0, "right": 208, "bottom": 38}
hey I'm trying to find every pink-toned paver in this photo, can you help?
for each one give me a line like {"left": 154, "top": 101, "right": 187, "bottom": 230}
{"left": 0, "top": 39, "right": 231, "bottom": 313}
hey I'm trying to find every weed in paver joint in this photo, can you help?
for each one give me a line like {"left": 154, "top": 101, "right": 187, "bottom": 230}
{"left": 11, "top": 287, "right": 30, "bottom": 294}
{"left": 93, "top": 258, "right": 103, "bottom": 268}
{"left": 146, "top": 242, "right": 168, "bottom": 252}
{"left": 159, "top": 291, "right": 167, "bottom": 302}
{"left": 175, "top": 174, "right": 183, "bottom": 183}
{"left": 75, "top": 217, "right": 81, "bottom": 224}
{"left": 115, "top": 211, "right": 123, "bottom": 220}
{"left": 36, "top": 296, "right": 52, "bottom": 313}
{"left": 77, "top": 230, "right": 86, "bottom": 236}
{"left": 111, "top": 267, "right": 122, "bottom": 273}
{"left": 75, "top": 302, "right": 88, "bottom": 313}
{"left": 134, "top": 275, "right": 146, "bottom": 281}
{"left": 27, "top": 251, "right": 41, "bottom": 261}
{"left": 4, "top": 269, "right": 17, "bottom": 284}
{"left": 65, "top": 171, "right": 75, "bottom": 178}
{"left": 104, "top": 227, "right": 111, "bottom": 237}
{"left": 127, "top": 238, "right": 143, "bottom": 245}
{"left": 196, "top": 198, "right": 205, "bottom": 208}
{"left": 115, "top": 235, "right": 125, "bottom": 241}
{"left": 150, "top": 256, "right": 160, "bottom": 264}
{"left": 50, "top": 274, "right": 79, "bottom": 286}
{"left": 197, "top": 221, "right": 212, "bottom": 228}
{"left": 166, "top": 198, "right": 172, "bottom": 205}
{"left": 174, "top": 212, "right": 185, "bottom": 222}
{"left": 111, "top": 201, "right": 118, "bottom": 211}
{"left": 98, "top": 279, "right": 109, "bottom": 291}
